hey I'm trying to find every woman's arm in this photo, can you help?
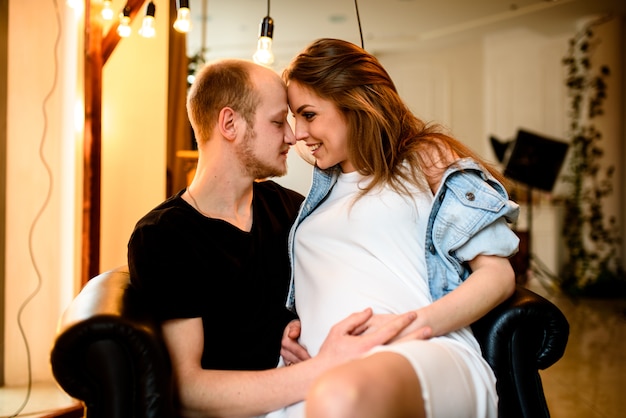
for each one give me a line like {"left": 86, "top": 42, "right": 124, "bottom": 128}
{"left": 360, "top": 255, "right": 515, "bottom": 342}
{"left": 414, "top": 254, "right": 516, "bottom": 337}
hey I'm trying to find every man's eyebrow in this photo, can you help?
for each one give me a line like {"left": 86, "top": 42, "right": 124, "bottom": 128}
{"left": 271, "top": 109, "right": 289, "bottom": 118}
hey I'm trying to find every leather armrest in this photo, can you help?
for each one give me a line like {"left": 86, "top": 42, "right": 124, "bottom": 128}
{"left": 50, "top": 266, "right": 175, "bottom": 418}
{"left": 472, "top": 285, "right": 569, "bottom": 418}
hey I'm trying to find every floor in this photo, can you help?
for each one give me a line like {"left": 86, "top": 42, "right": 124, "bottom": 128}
{"left": 0, "top": 276, "right": 625, "bottom": 417}
{"left": 529, "top": 275, "right": 626, "bottom": 418}
{"left": 0, "top": 383, "right": 78, "bottom": 417}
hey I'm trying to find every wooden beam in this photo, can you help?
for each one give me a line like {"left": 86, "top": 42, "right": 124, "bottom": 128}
{"left": 82, "top": 0, "right": 146, "bottom": 284}
{"left": 82, "top": 0, "right": 104, "bottom": 284}
{"left": 102, "top": 0, "right": 146, "bottom": 63}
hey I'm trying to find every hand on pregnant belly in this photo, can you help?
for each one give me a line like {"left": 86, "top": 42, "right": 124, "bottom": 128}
{"left": 363, "top": 312, "right": 433, "bottom": 343}
{"left": 314, "top": 308, "right": 420, "bottom": 369}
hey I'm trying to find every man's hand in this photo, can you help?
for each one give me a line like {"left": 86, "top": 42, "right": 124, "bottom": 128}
{"left": 280, "top": 320, "right": 311, "bottom": 366}
{"left": 314, "top": 308, "right": 418, "bottom": 368}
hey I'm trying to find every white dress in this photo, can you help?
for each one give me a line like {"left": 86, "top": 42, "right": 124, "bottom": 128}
{"left": 269, "top": 171, "right": 497, "bottom": 418}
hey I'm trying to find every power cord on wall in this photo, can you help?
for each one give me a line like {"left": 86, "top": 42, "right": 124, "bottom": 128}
{"left": 2, "top": 0, "right": 61, "bottom": 417}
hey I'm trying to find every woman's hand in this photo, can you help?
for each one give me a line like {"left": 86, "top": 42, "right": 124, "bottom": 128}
{"left": 360, "top": 313, "right": 433, "bottom": 343}
{"left": 280, "top": 320, "right": 311, "bottom": 366}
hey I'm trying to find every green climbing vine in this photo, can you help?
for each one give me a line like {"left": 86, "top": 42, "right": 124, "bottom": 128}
{"left": 559, "top": 16, "right": 625, "bottom": 297}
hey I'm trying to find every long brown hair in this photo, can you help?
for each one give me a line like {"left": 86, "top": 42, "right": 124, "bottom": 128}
{"left": 283, "top": 38, "right": 504, "bottom": 195}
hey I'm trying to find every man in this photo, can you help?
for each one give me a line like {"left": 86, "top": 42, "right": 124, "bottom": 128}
{"left": 128, "top": 59, "right": 416, "bottom": 417}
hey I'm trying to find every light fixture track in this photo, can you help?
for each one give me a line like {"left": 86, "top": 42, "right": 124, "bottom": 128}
{"left": 354, "top": 0, "right": 364, "bottom": 49}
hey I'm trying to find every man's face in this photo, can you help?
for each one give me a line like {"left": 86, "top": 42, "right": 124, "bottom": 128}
{"left": 235, "top": 68, "right": 296, "bottom": 180}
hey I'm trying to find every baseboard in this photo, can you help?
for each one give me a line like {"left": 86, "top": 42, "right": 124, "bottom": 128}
{"left": 39, "top": 403, "right": 84, "bottom": 418}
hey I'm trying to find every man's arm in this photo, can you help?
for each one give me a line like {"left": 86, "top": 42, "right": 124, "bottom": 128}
{"left": 164, "top": 309, "right": 417, "bottom": 417}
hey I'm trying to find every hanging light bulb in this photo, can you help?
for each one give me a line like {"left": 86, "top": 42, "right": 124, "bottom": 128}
{"left": 173, "top": 0, "right": 192, "bottom": 33}
{"left": 117, "top": 6, "right": 132, "bottom": 38}
{"left": 139, "top": 1, "right": 157, "bottom": 38}
{"left": 101, "top": 0, "right": 114, "bottom": 20}
{"left": 66, "top": 0, "right": 82, "bottom": 9}
{"left": 253, "top": 16, "right": 274, "bottom": 66}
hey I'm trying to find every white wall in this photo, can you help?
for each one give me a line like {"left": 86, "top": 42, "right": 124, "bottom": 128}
{"left": 380, "top": 38, "right": 487, "bottom": 156}
{"left": 4, "top": 0, "right": 168, "bottom": 385}
{"left": 100, "top": 4, "right": 169, "bottom": 271}
{"left": 5, "top": 0, "right": 75, "bottom": 386}
{"left": 483, "top": 27, "right": 570, "bottom": 276}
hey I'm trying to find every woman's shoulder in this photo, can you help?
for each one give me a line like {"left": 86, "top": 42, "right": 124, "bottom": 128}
{"left": 415, "top": 142, "right": 459, "bottom": 193}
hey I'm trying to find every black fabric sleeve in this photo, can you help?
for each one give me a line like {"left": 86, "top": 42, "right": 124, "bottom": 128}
{"left": 128, "top": 218, "right": 207, "bottom": 320}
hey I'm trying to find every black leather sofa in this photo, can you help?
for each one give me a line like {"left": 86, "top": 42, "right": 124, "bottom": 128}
{"left": 50, "top": 266, "right": 569, "bottom": 418}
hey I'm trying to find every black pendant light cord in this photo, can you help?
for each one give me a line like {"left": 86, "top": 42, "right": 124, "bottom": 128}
{"left": 354, "top": 0, "right": 364, "bottom": 49}
{"left": 267, "top": 0, "right": 271, "bottom": 16}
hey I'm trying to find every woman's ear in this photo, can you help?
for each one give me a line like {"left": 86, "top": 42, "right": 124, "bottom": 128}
{"left": 218, "top": 107, "right": 238, "bottom": 141}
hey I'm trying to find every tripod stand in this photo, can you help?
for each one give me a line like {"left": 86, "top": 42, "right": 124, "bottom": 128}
{"left": 491, "top": 129, "right": 569, "bottom": 287}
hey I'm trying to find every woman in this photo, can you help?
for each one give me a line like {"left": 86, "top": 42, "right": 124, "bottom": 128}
{"left": 278, "top": 38, "right": 520, "bottom": 418}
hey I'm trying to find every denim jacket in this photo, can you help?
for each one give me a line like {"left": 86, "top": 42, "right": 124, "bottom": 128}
{"left": 286, "top": 158, "right": 519, "bottom": 309}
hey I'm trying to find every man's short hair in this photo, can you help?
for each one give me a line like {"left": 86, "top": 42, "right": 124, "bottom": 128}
{"left": 187, "top": 59, "right": 260, "bottom": 143}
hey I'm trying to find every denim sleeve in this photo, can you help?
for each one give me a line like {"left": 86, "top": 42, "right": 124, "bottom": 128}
{"left": 454, "top": 216, "right": 520, "bottom": 263}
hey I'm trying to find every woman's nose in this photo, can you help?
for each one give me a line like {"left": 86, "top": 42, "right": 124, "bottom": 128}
{"left": 294, "top": 124, "right": 308, "bottom": 142}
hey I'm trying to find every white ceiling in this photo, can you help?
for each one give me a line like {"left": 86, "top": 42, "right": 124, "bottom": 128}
{"left": 185, "top": 0, "right": 625, "bottom": 63}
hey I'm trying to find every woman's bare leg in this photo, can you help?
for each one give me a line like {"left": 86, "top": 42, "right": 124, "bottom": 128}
{"left": 305, "top": 351, "right": 425, "bottom": 418}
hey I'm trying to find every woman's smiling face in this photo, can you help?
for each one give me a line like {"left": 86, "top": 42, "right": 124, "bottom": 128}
{"left": 287, "top": 81, "right": 355, "bottom": 173}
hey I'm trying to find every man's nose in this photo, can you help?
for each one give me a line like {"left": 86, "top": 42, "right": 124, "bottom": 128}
{"left": 284, "top": 122, "right": 296, "bottom": 145}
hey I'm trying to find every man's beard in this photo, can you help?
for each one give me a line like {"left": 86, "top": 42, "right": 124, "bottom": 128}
{"left": 236, "top": 126, "right": 287, "bottom": 179}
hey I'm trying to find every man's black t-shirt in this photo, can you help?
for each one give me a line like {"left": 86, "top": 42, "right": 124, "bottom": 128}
{"left": 128, "top": 180, "right": 304, "bottom": 371}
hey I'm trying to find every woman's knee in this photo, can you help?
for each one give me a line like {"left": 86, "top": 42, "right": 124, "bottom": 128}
{"left": 306, "top": 366, "right": 367, "bottom": 418}
{"left": 306, "top": 353, "right": 424, "bottom": 418}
